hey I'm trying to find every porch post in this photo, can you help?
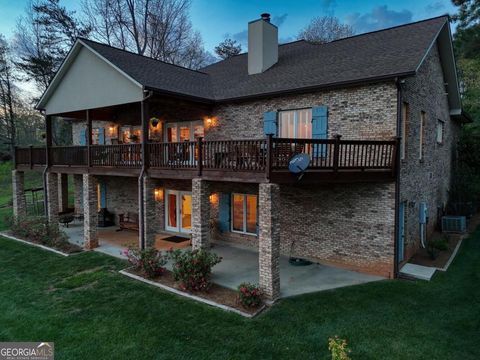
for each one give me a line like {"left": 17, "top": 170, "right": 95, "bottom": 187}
{"left": 83, "top": 174, "right": 99, "bottom": 249}
{"left": 191, "top": 178, "right": 210, "bottom": 250}
{"left": 58, "top": 173, "right": 69, "bottom": 212}
{"left": 258, "top": 182, "right": 281, "bottom": 300}
{"left": 46, "top": 172, "right": 59, "bottom": 223}
{"left": 73, "top": 174, "right": 83, "bottom": 216}
{"left": 12, "top": 170, "right": 27, "bottom": 218}
{"left": 86, "top": 110, "right": 92, "bottom": 168}
{"left": 142, "top": 175, "right": 156, "bottom": 247}
{"left": 43, "top": 115, "right": 52, "bottom": 218}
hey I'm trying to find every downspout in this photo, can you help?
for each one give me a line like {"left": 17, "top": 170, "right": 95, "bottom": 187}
{"left": 394, "top": 77, "right": 404, "bottom": 278}
{"left": 138, "top": 88, "right": 153, "bottom": 250}
{"left": 40, "top": 110, "right": 49, "bottom": 219}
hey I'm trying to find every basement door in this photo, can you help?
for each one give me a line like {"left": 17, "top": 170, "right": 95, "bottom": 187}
{"left": 165, "top": 190, "right": 192, "bottom": 234}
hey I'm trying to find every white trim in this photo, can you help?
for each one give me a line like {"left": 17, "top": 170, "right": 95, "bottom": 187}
{"left": 36, "top": 39, "right": 143, "bottom": 111}
{"left": 119, "top": 269, "right": 266, "bottom": 318}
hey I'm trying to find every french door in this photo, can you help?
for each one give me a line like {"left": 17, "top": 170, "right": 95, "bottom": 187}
{"left": 165, "top": 190, "right": 192, "bottom": 233}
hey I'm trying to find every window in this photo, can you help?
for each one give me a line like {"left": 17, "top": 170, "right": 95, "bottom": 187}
{"left": 231, "top": 193, "right": 257, "bottom": 235}
{"left": 92, "top": 128, "right": 100, "bottom": 145}
{"left": 278, "top": 108, "right": 312, "bottom": 138}
{"left": 436, "top": 119, "right": 445, "bottom": 144}
{"left": 419, "top": 111, "right": 426, "bottom": 160}
{"left": 400, "top": 102, "right": 409, "bottom": 160}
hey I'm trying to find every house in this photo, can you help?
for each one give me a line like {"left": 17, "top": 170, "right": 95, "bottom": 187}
{"left": 12, "top": 14, "right": 470, "bottom": 300}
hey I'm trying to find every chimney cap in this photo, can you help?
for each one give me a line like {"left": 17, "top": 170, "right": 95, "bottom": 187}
{"left": 260, "top": 13, "right": 271, "bottom": 22}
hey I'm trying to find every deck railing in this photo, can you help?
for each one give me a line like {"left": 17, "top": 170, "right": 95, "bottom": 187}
{"left": 51, "top": 146, "right": 87, "bottom": 166}
{"left": 15, "top": 137, "right": 398, "bottom": 177}
{"left": 91, "top": 144, "right": 142, "bottom": 167}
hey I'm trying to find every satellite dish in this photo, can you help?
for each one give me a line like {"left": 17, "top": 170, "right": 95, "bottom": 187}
{"left": 288, "top": 153, "right": 310, "bottom": 180}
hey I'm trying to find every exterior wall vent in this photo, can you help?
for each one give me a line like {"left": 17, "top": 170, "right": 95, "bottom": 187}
{"left": 441, "top": 216, "right": 467, "bottom": 233}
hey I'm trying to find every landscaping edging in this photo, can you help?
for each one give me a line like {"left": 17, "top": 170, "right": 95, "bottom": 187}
{"left": 0, "top": 232, "right": 83, "bottom": 257}
{"left": 119, "top": 269, "right": 266, "bottom": 318}
{"left": 436, "top": 237, "right": 464, "bottom": 272}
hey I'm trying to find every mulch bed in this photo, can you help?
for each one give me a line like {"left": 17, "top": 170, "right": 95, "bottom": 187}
{"left": 8, "top": 231, "right": 83, "bottom": 255}
{"left": 125, "top": 267, "right": 263, "bottom": 315}
{"left": 410, "top": 234, "right": 462, "bottom": 268}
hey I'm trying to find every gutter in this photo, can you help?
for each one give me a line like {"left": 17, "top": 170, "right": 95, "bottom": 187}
{"left": 393, "top": 77, "right": 404, "bottom": 278}
{"left": 138, "top": 88, "right": 154, "bottom": 250}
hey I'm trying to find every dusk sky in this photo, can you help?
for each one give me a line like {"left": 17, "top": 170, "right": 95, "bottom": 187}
{"left": 0, "top": 0, "right": 456, "bottom": 53}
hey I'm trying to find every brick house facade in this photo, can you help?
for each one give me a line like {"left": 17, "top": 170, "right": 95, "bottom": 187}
{"left": 13, "top": 15, "right": 469, "bottom": 299}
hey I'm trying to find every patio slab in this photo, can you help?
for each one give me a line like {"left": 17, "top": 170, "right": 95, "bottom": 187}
{"left": 63, "top": 223, "right": 384, "bottom": 297}
{"left": 399, "top": 263, "right": 436, "bottom": 281}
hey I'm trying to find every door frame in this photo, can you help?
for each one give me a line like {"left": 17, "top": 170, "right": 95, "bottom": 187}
{"left": 164, "top": 120, "right": 204, "bottom": 143}
{"left": 165, "top": 189, "right": 192, "bottom": 234}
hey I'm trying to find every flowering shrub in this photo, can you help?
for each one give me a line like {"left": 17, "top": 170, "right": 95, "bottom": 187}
{"left": 125, "top": 247, "right": 168, "bottom": 278}
{"left": 328, "top": 336, "right": 351, "bottom": 360}
{"left": 168, "top": 249, "right": 222, "bottom": 291}
{"left": 237, "top": 282, "right": 262, "bottom": 308}
{"left": 9, "top": 215, "right": 70, "bottom": 249}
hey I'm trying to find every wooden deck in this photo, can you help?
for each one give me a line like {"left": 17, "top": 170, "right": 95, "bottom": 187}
{"left": 14, "top": 136, "right": 398, "bottom": 183}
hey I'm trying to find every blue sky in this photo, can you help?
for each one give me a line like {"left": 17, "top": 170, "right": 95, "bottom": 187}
{"left": 0, "top": 0, "right": 456, "bottom": 53}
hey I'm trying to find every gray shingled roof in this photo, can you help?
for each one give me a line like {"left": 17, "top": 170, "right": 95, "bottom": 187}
{"left": 81, "top": 16, "right": 448, "bottom": 102}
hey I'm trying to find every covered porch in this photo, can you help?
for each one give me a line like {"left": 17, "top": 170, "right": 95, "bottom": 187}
{"left": 62, "top": 222, "right": 383, "bottom": 297}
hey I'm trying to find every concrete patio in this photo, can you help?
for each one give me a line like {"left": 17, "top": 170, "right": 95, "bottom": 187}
{"left": 63, "top": 222, "right": 384, "bottom": 298}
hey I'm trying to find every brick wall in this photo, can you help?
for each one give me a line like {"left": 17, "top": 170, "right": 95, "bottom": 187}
{"left": 208, "top": 82, "right": 398, "bottom": 141}
{"left": 399, "top": 43, "right": 461, "bottom": 260}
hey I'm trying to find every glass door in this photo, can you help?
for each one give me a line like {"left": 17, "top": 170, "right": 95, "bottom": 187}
{"left": 165, "top": 190, "right": 192, "bottom": 234}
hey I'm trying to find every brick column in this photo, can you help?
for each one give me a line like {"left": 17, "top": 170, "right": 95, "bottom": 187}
{"left": 258, "top": 183, "right": 281, "bottom": 300}
{"left": 143, "top": 176, "right": 157, "bottom": 248}
{"left": 191, "top": 178, "right": 210, "bottom": 250}
{"left": 12, "top": 170, "right": 27, "bottom": 218}
{"left": 83, "top": 174, "right": 98, "bottom": 249}
{"left": 46, "top": 172, "right": 59, "bottom": 223}
{"left": 58, "top": 174, "right": 69, "bottom": 212}
{"left": 73, "top": 174, "right": 83, "bottom": 216}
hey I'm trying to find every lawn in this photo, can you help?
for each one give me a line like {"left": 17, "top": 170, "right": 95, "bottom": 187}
{"left": 0, "top": 231, "right": 479, "bottom": 359}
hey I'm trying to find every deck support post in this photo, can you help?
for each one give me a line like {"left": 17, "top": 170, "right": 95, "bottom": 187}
{"left": 12, "top": 170, "right": 27, "bottom": 218}
{"left": 46, "top": 172, "right": 59, "bottom": 223}
{"left": 142, "top": 175, "right": 157, "bottom": 248}
{"left": 83, "top": 174, "right": 99, "bottom": 250}
{"left": 58, "top": 174, "right": 69, "bottom": 212}
{"left": 191, "top": 178, "right": 210, "bottom": 250}
{"left": 258, "top": 182, "right": 281, "bottom": 300}
{"left": 73, "top": 174, "right": 83, "bottom": 216}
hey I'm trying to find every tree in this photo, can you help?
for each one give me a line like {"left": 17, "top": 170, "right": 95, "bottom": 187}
{"left": 0, "top": 35, "right": 18, "bottom": 155}
{"left": 297, "top": 16, "right": 354, "bottom": 44}
{"left": 82, "top": 0, "right": 214, "bottom": 69}
{"left": 214, "top": 38, "right": 241, "bottom": 59}
{"left": 452, "top": 0, "right": 480, "bottom": 30}
{"left": 14, "top": 0, "right": 90, "bottom": 94}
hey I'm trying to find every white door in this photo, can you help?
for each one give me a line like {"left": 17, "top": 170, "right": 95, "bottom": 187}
{"left": 165, "top": 190, "right": 192, "bottom": 234}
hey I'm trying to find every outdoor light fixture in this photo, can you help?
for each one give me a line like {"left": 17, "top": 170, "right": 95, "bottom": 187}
{"left": 209, "top": 193, "right": 218, "bottom": 204}
{"left": 154, "top": 188, "right": 164, "bottom": 201}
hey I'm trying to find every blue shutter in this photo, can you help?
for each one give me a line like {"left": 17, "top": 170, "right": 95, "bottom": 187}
{"left": 419, "top": 202, "right": 427, "bottom": 224}
{"left": 79, "top": 129, "right": 86, "bottom": 145}
{"left": 219, "top": 193, "right": 231, "bottom": 232}
{"left": 263, "top": 111, "right": 278, "bottom": 136}
{"left": 100, "top": 182, "right": 107, "bottom": 209}
{"left": 312, "top": 106, "right": 328, "bottom": 157}
{"left": 98, "top": 128, "right": 105, "bottom": 145}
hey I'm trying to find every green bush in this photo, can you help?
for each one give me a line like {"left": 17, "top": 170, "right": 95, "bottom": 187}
{"left": 431, "top": 237, "right": 449, "bottom": 251}
{"left": 8, "top": 215, "right": 70, "bottom": 249}
{"left": 237, "top": 282, "right": 262, "bottom": 308}
{"left": 168, "top": 249, "right": 222, "bottom": 291}
{"left": 125, "top": 247, "right": 168, "bottom": 278}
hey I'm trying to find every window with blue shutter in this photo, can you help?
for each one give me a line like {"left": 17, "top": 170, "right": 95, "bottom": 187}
{"left": 79, "top": 128, "right": 86, "bottom": 145}
{"left": 263, "top": 111, "right": 278, "bottom": 136}
{"left": 218, "top": 193, "right": 231, "bottom": 232}
{"left": 98, "top": 128, "right": 105, "bottom": 145}
{"left": 100, "top": 182, "right": 107, "bottom": 209}
{"left": 311, "top": 106, "right": 328, "bottom": 157}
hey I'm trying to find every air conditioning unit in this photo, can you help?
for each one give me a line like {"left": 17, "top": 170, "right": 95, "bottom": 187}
{"left": 441, "top": 216, "right": 467, "bottom": 233}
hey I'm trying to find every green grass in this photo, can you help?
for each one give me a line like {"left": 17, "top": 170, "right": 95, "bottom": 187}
{"left": 0, "top": 232, "right": 479, "bottom": 359}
